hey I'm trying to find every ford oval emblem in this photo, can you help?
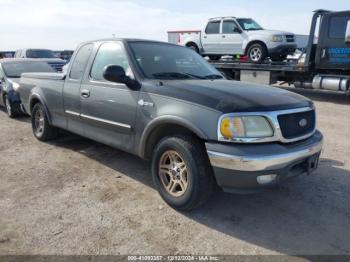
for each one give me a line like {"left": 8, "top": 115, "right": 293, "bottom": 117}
{"left": 299, "top": 118, "right": 308, "bottom": 127}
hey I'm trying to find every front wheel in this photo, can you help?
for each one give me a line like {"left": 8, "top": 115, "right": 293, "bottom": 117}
{"left": 151, "top": 136, "right": 215, "bottom": 211}
{"left": 4, "top": 95, "right": 17, "bottom": 118}
{"left": 247, "top": 43, "right": 267, "bottom": 63}
{"left": 31, "top": 103, "right": 58, "bottom": 141}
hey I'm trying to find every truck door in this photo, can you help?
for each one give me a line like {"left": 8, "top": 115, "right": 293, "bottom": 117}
{"left": 202, "top": 20, "right": 222, "bottom": 54}
{"left": 63, "top": 43, "right": 94, "bottom": 135}
{"left": 80, "top": 41, "right": 139, "bottom": 152}
{"left": 221, "top": 19, "right": 244, "bottom": 55}
{"left": 316, "top": 11, "right": 350, "bottom": 70}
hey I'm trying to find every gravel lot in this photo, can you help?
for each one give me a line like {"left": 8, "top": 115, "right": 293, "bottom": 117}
{"left": 0, "top": 88, "right": 349, "bottom": 256}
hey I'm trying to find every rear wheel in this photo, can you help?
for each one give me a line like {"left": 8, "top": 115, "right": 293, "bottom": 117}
{"left": 247, "top": 43, "right": 267, "bottom": 63}
{"left": 151, "top": 136, "right": 215, "bottom": 211}
{"left": 31, "top": 103, "right": 58, "bottom": 141}
{"left": 187, "top": 43, "right": 199, "bottom": 53}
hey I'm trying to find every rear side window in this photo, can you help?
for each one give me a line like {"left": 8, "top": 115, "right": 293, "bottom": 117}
{"left": 205, "top": 21, "right": 221, "bottom": 34}
{"left": 90, "top": 42, "right": 130, "bottom": 81}
{"left": 329, "top": 16, "right": 350, "bottom": 38}
{"left": 69, "top": 44, "right": 93, "bottom": 80}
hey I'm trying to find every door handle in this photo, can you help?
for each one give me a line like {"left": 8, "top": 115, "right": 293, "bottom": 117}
{"left": 81, "top": 89, "right": 90, "bottom": 98}
{"left": 222, "top": 35, "right": 226, "bottom": 38}
{"left": 321, "top": 49, "right": 326, "bottom": 59}
{"left": 203, "top": 35, "right": 207, "bottom": 38}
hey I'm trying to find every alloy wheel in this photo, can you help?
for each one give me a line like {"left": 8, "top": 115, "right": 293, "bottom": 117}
{"left": 158, "top": 150, "right": 189, "bottom": 197}
{"left": 34, "top": 107, "right": 45, "bottom": 137}
{"left": 5, "top": 96, "right": 12, "bottom": 116}
{"left": 250, "top": 47, "right": 262, "bottom": 62}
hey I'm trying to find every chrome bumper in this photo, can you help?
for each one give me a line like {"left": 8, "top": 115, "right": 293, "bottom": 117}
{"left": 207, "top": 131, "right": 323, "bottom": 172}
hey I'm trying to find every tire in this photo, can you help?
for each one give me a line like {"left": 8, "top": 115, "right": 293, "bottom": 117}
{"left": 187, "top": 43, "right": 199, "bottom": 53}
{"left": 270, "top": 54, "right": 287, "bottom": 62}
{"left": 151, "top": 136, "right": 215, "bottom": 211}
{"left": 208, "top": 55, "right": 221, "bottom": 61}
{"left": 4, "top": 95, "right": 17, "bottom": 118}
{"left": 31, "top": 103, "right": 58, "bottom": 141}
{"left": 247, "top": 43, "right": 267, "bottom": 63}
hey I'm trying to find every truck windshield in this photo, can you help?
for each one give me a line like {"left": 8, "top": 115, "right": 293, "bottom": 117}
{"left": 129, "top": 42, "right": 223, "bottom": 80}
{"left": 2, "top": 62, "right": 55, "bottom": 78}
{"left": 26, "top": 49, "right": 57, "bottom": 59}
{"left": 237, "top": 19, "right": 263, "bottom": 31}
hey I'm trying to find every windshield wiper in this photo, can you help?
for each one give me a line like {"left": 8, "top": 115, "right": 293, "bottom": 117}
{"left": 204, "top": 74, "right": 224, "bottom": 80}
{"left": 152, "top": 72, "right": 204, "bottom": 80}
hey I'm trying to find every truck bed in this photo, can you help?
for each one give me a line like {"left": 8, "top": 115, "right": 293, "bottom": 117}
{"left": 19, "top": 73, "right": 66, "bottom": 116}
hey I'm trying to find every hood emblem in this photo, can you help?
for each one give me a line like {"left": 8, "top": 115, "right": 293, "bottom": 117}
{"left": 299, "top": 118, "right": 308, "bottom": 127}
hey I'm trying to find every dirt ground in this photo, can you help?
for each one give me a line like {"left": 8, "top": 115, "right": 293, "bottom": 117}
{"left": 0, "top": 88, "right": 349, "bottom": 256}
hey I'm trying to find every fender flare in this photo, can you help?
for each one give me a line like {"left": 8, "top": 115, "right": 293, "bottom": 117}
{"left": 138, "top": 115, "right": 208, "bottom": 158}
{"left": 29, "top": 93, "right": 52, "bottom": 124}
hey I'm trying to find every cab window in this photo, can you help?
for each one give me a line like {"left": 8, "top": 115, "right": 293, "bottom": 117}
{"left": 90, "top": 42, "right": 131, "bottom": 82}
{"left": 69, "top": 44, "right": 93, "bottom": 80}
{"left": 205, "top": 21, "right": 221, "bottom": 34}
{"left": 329, "top": 16, "right": 350, "bottom": 38}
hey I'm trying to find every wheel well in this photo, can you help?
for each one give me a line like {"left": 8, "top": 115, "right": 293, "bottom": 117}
{"left": 30, "top": 98, "right": 41, "bottom": 114}
{"left": 186, "top": 42, "right": 199, "bottom": 52}
{"left": 245, "top": 41, "right": 268, "bottom": 55}
{"left": 144, "top": 123, "right": 201, "bottom": 159}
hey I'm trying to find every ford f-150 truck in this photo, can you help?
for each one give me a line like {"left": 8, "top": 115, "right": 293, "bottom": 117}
{"left": 169, "top": 17, "right": 297, "bottom": 63}
{"left": 18, "top": 39, "right": 323, "bottom": 210}
{"left": 14, "top": 49, "right": 67, "bottom": 72}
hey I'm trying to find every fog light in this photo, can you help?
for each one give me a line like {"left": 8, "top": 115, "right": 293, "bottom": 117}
{"left": 257, "top": 174, "right": 278, "bottom": 185}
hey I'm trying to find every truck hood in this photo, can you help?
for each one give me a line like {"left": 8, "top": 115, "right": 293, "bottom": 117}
{"left": 245, "top": 29, "right": 294, "bottom": 36}
{"left": 146, "top": 80, "right": 312, "bottom": 113}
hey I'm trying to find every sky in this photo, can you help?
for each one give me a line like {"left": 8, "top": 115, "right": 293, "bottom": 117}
{"left": 0, "top": 0, "right": 349, "bottom": 50}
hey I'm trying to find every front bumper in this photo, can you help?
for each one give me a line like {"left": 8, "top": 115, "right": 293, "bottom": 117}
{"left": 268, "top": 43, "right": 297, "bottom": 55}
{"left": 206, "top": 131, "right": 323, "bottom": 193}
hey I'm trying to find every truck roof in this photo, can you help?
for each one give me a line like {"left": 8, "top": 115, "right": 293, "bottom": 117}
{"left": 208, "top": 17, "right": 250, "bottom": 20}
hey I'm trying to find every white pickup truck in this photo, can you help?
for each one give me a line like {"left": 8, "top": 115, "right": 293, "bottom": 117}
{"left": 168, "top": 17, "right": 297, "bottom": 63}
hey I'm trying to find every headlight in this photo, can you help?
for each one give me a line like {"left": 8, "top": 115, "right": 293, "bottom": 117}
{"left": 8, "top": 80, "right": 20, "bottom": 91}
{"left": 271, "top": 35, "right": 284, "bottom": 42}
{"left": 12, "top": 82, "right": 20, "bottom": 91}
{"left": 219, "top": 115, "right": 274, "bottom": 141}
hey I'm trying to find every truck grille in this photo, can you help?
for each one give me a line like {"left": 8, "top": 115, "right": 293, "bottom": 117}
{"left": 47, "top": 62, "right": 65, "bottom": 72}
{"left": 278, "top": 110, "right": 315, "bottom": 139}
{"left": 285, "top": 35, "right": 295, "bottom": 42}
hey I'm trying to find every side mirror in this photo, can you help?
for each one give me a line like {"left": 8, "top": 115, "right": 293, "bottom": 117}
{"left": 345, "top": 21, "right": 350, "bottom": 44}
{"left": 103, "top": 65, "right": 140, "bottom": 89}
{"left": 234, "top": 28, "right": 242, "bottom": 34}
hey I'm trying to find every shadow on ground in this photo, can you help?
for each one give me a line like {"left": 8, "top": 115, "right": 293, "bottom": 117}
{"left": 48, "top": 132, "right": 350, "bottom": 255}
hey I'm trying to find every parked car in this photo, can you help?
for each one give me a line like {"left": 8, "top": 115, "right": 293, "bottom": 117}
{"left": 0, "top": 51, "right": 15, "bottom": 58}
{"left": 18, "top": 39, "right": 323, "bottom": 210}
{"left": 53, "top": 50, "right": 75, "bottom": 62}
{"left": 14, "top": 49, "right": 67, "bottom": 72}
{"left": 168, "top": 17, "right": 297, "bottom": 63}
{"left": 0, "top": 59, "right": 55, "bottom": 117}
